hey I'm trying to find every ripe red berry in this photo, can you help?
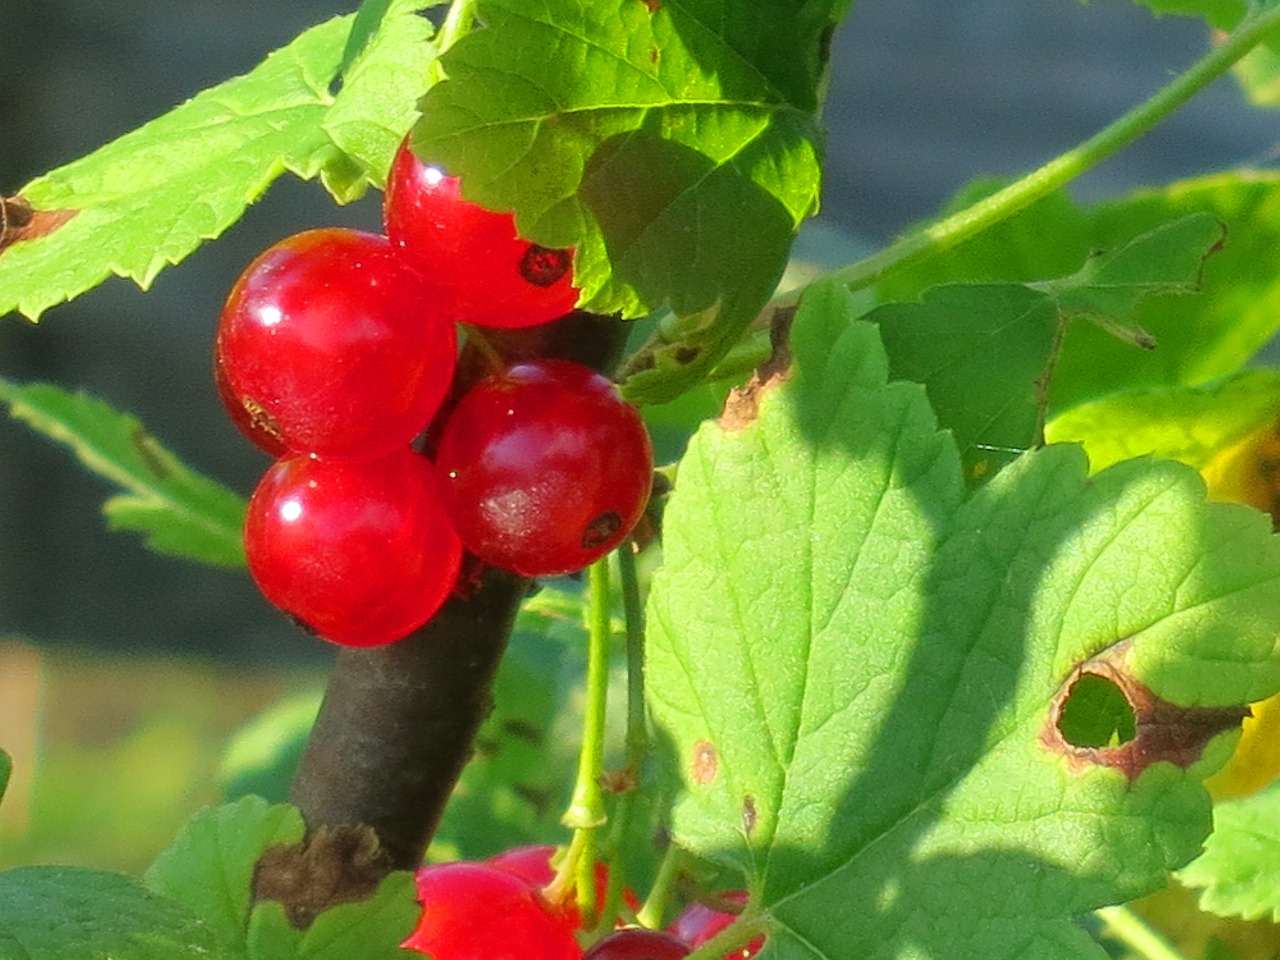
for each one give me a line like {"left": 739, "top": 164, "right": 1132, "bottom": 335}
{"left": 405, "top": 861, "right": 582, "bottom": 960}
{"left": 216, "top": 227, "right": 456, "bottom": 459}
{"left": 244, "top": 449, "right": 462, "bottom": 647}
{"left": 434, "top": 359, "right": 653, "bottom": 577}
{"left": 488, "top": 844, "right": 638, "bottom": 928}
{"left": 214, "top": 350, "right": 287, "bottom": 458}
{"left": 384, "top": 137, "right": 578, "bottom": 329}
{"left": 670, "top": 892, "right": 763, "bottom": 960}
{"left": 583, "top": 929, "right": 690, "bottom": 960}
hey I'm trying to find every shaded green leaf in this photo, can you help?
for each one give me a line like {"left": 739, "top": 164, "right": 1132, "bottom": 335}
{"left": 414, "top": 0, "right": 837, "bottom": 402}
{"left": 324, "top": 0, "right": 440, "bottom": 188}
{"left": 0, "top": 379, "right": 247, "bottom": 567}
{"left": 869, "top": 283, "right": 1057, "bottom": 483}
{"left": 145, "top": 797, "right": 304, "bottom": 959}
{"left": 879, "top": 173, "right": 1280, "bottom": 412}
{"left": 647, "top": 280, "right": 1280, "bottom": 960}
{"left": 1180, "top": 780, "right": 1280, "bottom": 922}
{"left": 0, "top": 749, "right": 9, "bottom": 810}
{"left": 0, "top": 1, "right": 436, "bottom": 321}
{"left": 0, "top": 867, "right": 227, "bottom": 960}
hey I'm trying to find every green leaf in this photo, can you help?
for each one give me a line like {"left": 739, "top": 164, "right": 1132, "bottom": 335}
{"left": 1232, "top": 42, "right": 1280, "bottom": 106}
{"left": 879, "top": 173, "right": 1280, "bottom": 412}
{"left": 0, "top": 2, "right": 437, "bottom": 321}
{"left": 1030, "top": 214, "right": 1225, "bottom": 336}
{"left": 0, "top": 867, "right": 228, "bottom": 960}
{"left": 1102, "top": 0, "right": 1246, "bottom": 30}
{"left": 243, "top": 872, "right": 418, "bottom": 960}
{"left": 1046, "top": 369, "right": 1280, "bottom": 473}
{"left": 0, "top": 379, "right": 246, "bottom": 567}
{"left": 324, "top": 0, "right": 440, "bottom": 189}
{"left": 414, "top": 0, "right": 837, "bottom": 402}
{"left": 145, "top": 797, "right": 305, "bottom": 958}
{"left": 869, "top": 283, "right": 1058, "bottom": 484}
{"left": 865, "top": 215, "right": 1221, "bottom": 484}
{"left": 0, "top": 749, "right": 10, "bottom": 809}
{"left": 1179, "top": 780, "right": 1280, "bottom": 921}
{"left": 646, "top": 281, "right": 1280, "bottom": 959}
{"left": 219, "top": 691, "right": 324, "bottom": 805}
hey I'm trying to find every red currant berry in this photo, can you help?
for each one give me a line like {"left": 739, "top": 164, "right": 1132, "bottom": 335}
{"left": 384, "top": 137, "right": 578, "bottom": 329}
{"left": 244, "top": 449, "right": 462, "bottom": 647}
{"left": 670, "top": 893, "right": 763, "bottom": 960}
{"left": 434, "top": 359, "right": 653, "bottom": 577}
{"left": 216, "top": 227, "right": 456, "bottom": 459}
{"left": 405, "top": 862, "right": 582, "bottom": 960}
{"left": 214, "top": 349, "right": 287, "bottom": 458}
{"left": 488, "top": 844, "right": 638, "bottom": 927}
{"left": 583, "top": 929, "right": 690, "bottom": 960}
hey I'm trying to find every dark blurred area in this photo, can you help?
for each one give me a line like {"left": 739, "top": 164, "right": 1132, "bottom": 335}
{"left": 0, "top": 0, "right": 1275, "bottom": 662}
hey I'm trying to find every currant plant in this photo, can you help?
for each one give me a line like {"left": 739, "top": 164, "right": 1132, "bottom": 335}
{"left": 7, "top": 0, "right": 1280, "bottom": 959}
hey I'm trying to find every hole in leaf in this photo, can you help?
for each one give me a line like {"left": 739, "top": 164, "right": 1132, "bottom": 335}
{"left": 1056, "top": 672, "right": 1136, "bottom": 748}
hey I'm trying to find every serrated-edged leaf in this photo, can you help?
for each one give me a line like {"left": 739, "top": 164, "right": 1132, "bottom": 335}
{"left": 1180, "top": 780, "right": 1280, "bottom": 921}
{"left": 647, "top": 280, "right": 1280, "bottom": 960}
{"left": 1046, "top": 369, "right": 1280, "bottom": 474}
{"left": 1032, "top": 213, "right": 1224, "bottom": 330}
{"left": 0, "top": 379, "right": 247, "bottom": 567}
{"left": 869, "top": 283, "right": 1058, "bottom": 484}
{"left": 324, "top": 0, "right": 440, "bottom": 188}
{"left": 294, "top": 872, "right": 418, "bottom": 960}
{"left": 0, "top": 866, "right": 228, "bottom": 960}
{"left": 145, "top": 797, "right": 304, "bottom": 958}
{"left": 414, "top": 0, "right": 835, "bottom": 402}
{"left": 0, "top": 3, "right": 439, "bottom": 321}
{"left": 880, "top": 173, "right": 1280, "bottom": 412}
{"left": 0, "top": 17, "right": 349, "bottom": 321}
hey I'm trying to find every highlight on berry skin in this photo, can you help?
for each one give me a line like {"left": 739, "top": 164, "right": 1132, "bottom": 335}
{"left": 383, "top": 135, "right": 580, "bottom": 329}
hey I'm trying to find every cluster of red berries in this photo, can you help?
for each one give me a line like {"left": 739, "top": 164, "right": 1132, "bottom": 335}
{"left": 215, "top": 138, "right": 653, "bottom": 647}
{"left": 406, "top": 846, "right": 764, "bottom": 960}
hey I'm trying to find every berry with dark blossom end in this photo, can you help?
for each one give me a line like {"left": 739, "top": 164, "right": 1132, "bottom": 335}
{"left": 244, "top": 449, "right": 462, "bottom": 647}
{"left": 582, "top": 929, "right": 690, "bottom": 960}
{"left": 383, "top": 137, "right": 578, "bottom": 329}
{"left": 404, "top": 861, "right": 582, "bottom": 960}
{"left": 434, "top": 359, "right": 653, "bottom": 577}
{"left": 216, "top": 227, "right": 456, "bottom": 459}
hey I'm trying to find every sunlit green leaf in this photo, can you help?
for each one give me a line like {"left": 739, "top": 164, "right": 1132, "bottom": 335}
{"left": 0, "top": 379, "right": 246, "bottom": 567}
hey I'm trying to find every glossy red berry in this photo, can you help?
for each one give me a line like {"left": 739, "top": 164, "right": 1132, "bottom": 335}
{"left": 405, "top": 861, "right": 582, "bottom": 960}
{"left": 214, "top": 349, "right": 287, "bottom": 458}
{"left": 582, "top": 930, "right": 690, "bottom": 960}
{"left": 670, "top": 893, "right": 763, "bottom": 960}
{"left": 488, "top": 844, "right": 637, "bottom": 928}
{"left": 434, "top": 359, "right": 653, "bottom": 577}
{"left": 244, "top": 449, "right": 462, "bottom": 647}
{"left": 216, "top": 227, "right": 456, "bottom": 459}
{"left": 384, "top": 137, "right": 578, "bottom": 329}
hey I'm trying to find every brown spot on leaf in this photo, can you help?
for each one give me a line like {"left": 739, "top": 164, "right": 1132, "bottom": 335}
{"left": 253, "top": 824, "right": 392, "bottom": 929}
{"left": 641, "top": 0, "right": 660, "bottom": 11}
{"left": 742, "top": 795, "right": 757, "bottom": 835}
{"left": 718, "top": 305, "right": 795, "bottom": 432}
{"left": 1042, "top": 642, "right": 1248, "bottom": 783}
{"left": 692, "top": 739, "right": 718, "bottom": 785}
{"left": 0, "top": 195, "right": 76, "bottom": 253}
{"left": 131, "top": 427, "right": 172, "bottom": 480}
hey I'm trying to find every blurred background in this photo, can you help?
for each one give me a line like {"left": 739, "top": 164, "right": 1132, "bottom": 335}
{"left": 1, "top": 0, "right": 1278, "bottom": 872}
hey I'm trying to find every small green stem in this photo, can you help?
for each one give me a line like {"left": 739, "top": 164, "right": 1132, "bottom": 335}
{"left": 784, "top": 6, "right": 1280, "bottom": 302}
{"left": 618, "top": 544, "right": 648, "bottom": 772}
{"left": 1094, "top": 905, "right": 1189, "bottom": 960}
{"left": 559, "top": 558, "right": 613, "bottom": 926}
{"left": 681, "top": 913, "right": 769, "bottom": 960}
{"left": 635, "top": 841, "right": 684, "bottom": 930}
